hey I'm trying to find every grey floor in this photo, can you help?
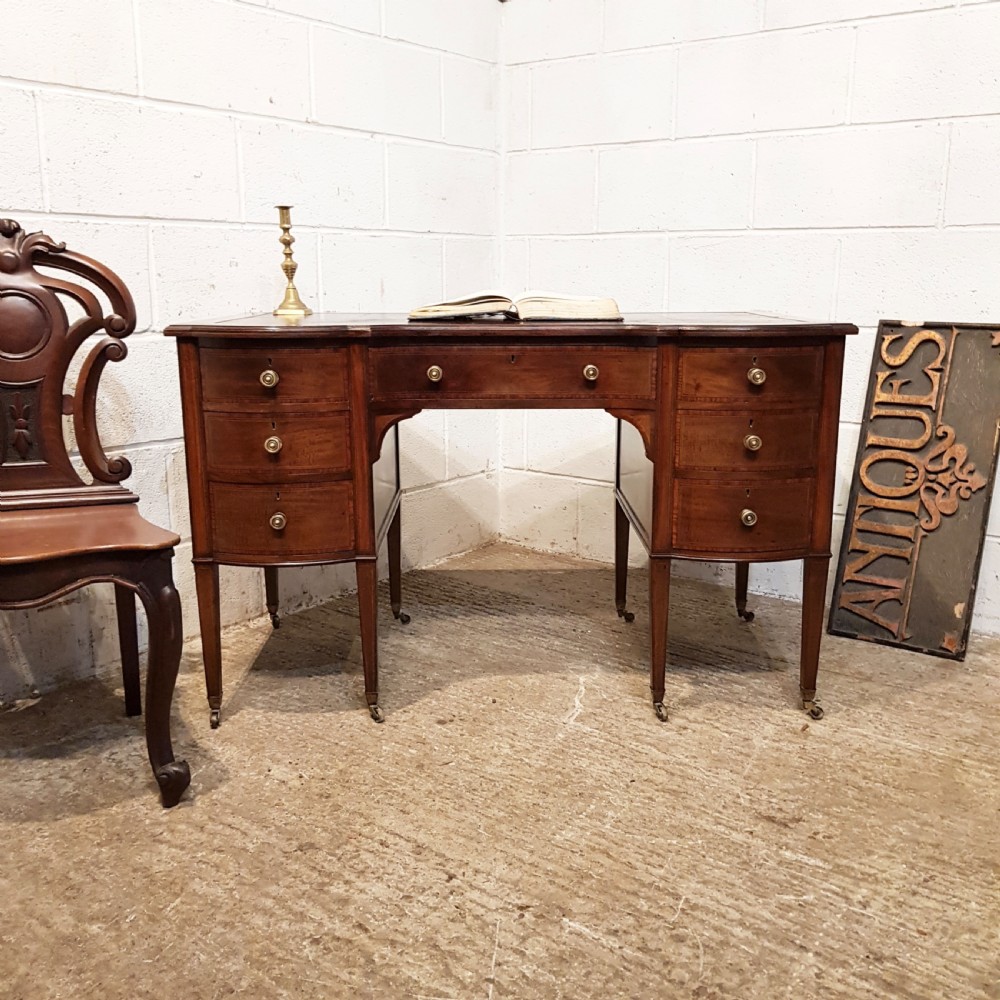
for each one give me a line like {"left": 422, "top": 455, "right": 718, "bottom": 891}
{"left": 2, "top": 543, "right": 998, "bottom": 999}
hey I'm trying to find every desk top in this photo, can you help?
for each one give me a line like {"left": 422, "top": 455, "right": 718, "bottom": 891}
{"left": 166, "top": 311, "right": 858, "bottom": 340}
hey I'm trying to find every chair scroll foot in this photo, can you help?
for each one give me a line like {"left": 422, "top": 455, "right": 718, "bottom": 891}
{"left": 155, "top": 760, "right": 191, "bottom": 808}
{"left": 653, "top": 700, "right": 668, "bottom": 722}
{"left": 210, "top": 708, "right": 221, "bottom": 729}
{"left": 369, "top": 703, "right": 386, "bottom": 723}
{"left": 616, "top": 606, "right": 635, "bottom": 624}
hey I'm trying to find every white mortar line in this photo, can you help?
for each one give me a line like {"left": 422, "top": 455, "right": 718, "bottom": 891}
{"left": 504, "top": 3, "right": 977, "bottom": 66}
{"left": 130, "top": 0, "right": 145, "bottom": 96}
{"left": 0, "top": 77, "right": 499, "bottom": 154}
{"left": 936, "top": 123, "right": 954, "bottom": 228}
{"left": 32, "top": 90, "right": 51, "bottom": 212}
{"left": 829, "top": 237, "right": 843, "bottom": 322}
{"left": 845, "top": 26, "right": 859, "bottom": 125}
{"left": 234, "top": 118, "right": 247, "bottom": 225}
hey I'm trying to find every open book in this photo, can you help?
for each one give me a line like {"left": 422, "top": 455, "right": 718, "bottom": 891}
{"left": 407, "top": 291, "right": 622, "bottom": 322}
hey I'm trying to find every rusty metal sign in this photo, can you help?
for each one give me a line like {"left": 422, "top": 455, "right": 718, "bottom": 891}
{"left": 828, "top": 321, "right": 1000, "bottom": 659}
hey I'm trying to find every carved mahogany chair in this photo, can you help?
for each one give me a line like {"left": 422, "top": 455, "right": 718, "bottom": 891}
{"left": 0, "top": 218, "right": 190, "bottom": 807}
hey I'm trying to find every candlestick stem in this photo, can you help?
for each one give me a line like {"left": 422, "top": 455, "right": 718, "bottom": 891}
{"left": 273, "top": 205, "right": 312, "bottom": 317}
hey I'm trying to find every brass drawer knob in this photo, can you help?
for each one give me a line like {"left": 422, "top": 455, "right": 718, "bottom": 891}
{"left": 259, "top": 368, "right": 280, "bottom": 388}
{"left": 747, "top": 366, "right": 767, "bottom": 386}
{"left": 743, "top": 433, "right": 762, "bottom": 452}
{"left": 269, "top": 512, "right": 287, "bottom": 531}
{"left": 426, "top": 364, "right": 443, "bottom": 383}
{"left": 583, "top": 364, "right": 600, "bottom": 382}
{"left": 740, "top": 508, "right": 758, "bottom": 528}
{"left": 264, "top": 435, "right": 283, "bottom": 454}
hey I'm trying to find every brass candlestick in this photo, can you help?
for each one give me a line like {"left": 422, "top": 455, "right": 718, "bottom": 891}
{"left": 272, "top": 205, "right": 312, "bottom": 317}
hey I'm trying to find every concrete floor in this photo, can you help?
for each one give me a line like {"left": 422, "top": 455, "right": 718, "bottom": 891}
{"left": 1, "top": 543, "right": 998, "bottom": 999}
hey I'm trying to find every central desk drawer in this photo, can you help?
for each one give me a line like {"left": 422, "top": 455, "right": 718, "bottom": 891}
{"left": 370, "top": 346, "right": 656, "bottom": 403}
{"left": 204, "top": 411, "right": 351, "bottom": 483}
{"left": 209, "top": 481, "right": 354, "bottom": 561}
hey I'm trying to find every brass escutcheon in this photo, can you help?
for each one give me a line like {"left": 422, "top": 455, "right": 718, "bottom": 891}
{"left": 747, "top": 366, "right": 766, "bottom": 386}
{"left": 743, "top": 433, "right": 762, "bottom": 452}
{"left": 264, "top": 435, "right": 283, "bottom": 454}
{"left": 583, "top": 364, "right": 600, "bottom": 382}
{"left": 269, "top": 512, "right": 287, "bottom": 531}
{"left": 427, "top": 364, "right": 443, "bottom": 383}
{"left": 260, "top": 369, "right": 279, "bottom": 388}
{"left": 740, "top": 508, "right": 758, "bottom": 527}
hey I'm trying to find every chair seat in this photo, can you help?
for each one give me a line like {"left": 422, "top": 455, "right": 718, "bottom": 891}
{"left": 0, "top": 503, "right": 180, "bottom": 566}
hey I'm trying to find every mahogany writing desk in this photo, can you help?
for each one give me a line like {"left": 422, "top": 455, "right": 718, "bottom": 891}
{"left": 166, "top": 313, "right": 857, "bottom": 726}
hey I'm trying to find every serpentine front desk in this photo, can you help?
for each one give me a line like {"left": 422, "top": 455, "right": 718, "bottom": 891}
{"left": 165, "top": 313, "right": 856, "bottom": 726}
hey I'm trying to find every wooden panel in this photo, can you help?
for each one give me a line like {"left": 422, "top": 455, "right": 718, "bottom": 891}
{"left": 209, "top": 481, "right": 354, "bottom": 561}
{"left": 677, "top": 346, "right": 823, "bottom": 406}
{"left": 674, "top": 408, "right": 819, "bottom": 474}
{"left": 373, "top": 423, "right": 400, "bottom": 541}
{"left": 829, "top": 322, "right": 1000, "bottom": 659}
{"left": 200, "top": 346, "right": 348, "bottom": 407}
{"left": 370, "top": 346, "right": 656, "bottom": 403}
{"left": 204, "top": 411, "right": 350, "bottom": 483}
{"left": 672, "top": 477, "right": 814, "bottom": 555}
{"left": 616, "top": 417, "right": 653, "bottom": 546}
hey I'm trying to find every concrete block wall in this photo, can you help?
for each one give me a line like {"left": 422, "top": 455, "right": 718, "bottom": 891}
{"left": 498, "top": 0, "right": 1000, "bottom": 636}
{"left": 0, "top": 0, "right": 501, "bottom": 699}
{"left": 4, "top": 0, "right": 1000, "bottom": 701}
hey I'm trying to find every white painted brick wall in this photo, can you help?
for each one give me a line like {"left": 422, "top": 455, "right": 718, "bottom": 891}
{"left": 0, "top": 0, "right": 501, "bottom": 701}
{"left": 5, "top": 0, "right": 1000, "bottom": 702}
{"left": 498, "top": 0, "right": 1000, "bottom": 640}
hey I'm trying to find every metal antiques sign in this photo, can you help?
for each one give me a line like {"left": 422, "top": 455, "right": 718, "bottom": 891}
{"left": 829, "top": 322, "right": 1000, "bottom": 659}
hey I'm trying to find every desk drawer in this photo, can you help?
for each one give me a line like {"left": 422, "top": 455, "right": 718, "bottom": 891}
{"left": 677, "top": 346, "right": 822, "bottom": 406}
{"left": 370, "top": 346, "right": 656, "bottom": 403}
{"left": 672, "top": 477, "right": 814, "bottom": 555}
{"left": 204, "top": 411, "right": 351, "bottom": 483}
{"left": 200, "top": 346, "right": 348, "bottom": 408}
{"left": 674, "top": 409, "right": 818, "bottom": 474}
{"left": 210, "top": 481, "right": 354, "bottom": 561}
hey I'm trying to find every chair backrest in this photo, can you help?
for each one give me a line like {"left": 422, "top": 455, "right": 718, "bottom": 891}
{"left": 0, "top": 218, "right": 138, "bottom": 512}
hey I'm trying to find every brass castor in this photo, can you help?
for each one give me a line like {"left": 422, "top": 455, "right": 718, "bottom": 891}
{"left": 368, "top": 703, "right": 385, "bottom": 723}
{"left": 737, "top": 607, "right": 755, "bottom": 623}
{"left": 617, "top": 607, "right": 635, "bottom": 624}
{"left": 803, "top": 700, "right": 824, "bottom": 720}
{"left": 394, "top": 610, "right": 411, "bottom": 625}
{"left": 653, "top": 701, "right": 668, "bottom": 722}
{"left": 270, "top": 612, "right": 281, "bottom": 630}
{"left": 209, "top": 708, "right": 221, "bottom": 729}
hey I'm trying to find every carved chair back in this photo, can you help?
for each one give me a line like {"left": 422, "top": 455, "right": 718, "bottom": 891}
{"left": 0, "top": 218, "right": 137, "bottom": 511}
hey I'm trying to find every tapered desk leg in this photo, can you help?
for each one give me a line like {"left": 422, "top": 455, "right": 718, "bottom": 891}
{"left": 387, "top": 503, "right": 409, "bottom": 625}
{"left": 614, "top": 497, "right": 634, "bottom": 623}
{"left": 115, "top": 583, "right": 141, "bottom": 716}
{"left": 649, "top": 557, "right": 670, "bottom": 721}
{"left": 800, "top": 556, "right": 829, "bottom": 720}
{"left": 264, "top": 566, "right": 280, "bottom": 630}
{"left": 735, "top": 561, "right": 754, "bottom": 622}
{"left": 137, "top": 554, "right": 190, "bottom": 808}
{"left": 356, "top": 558, "right": 383, "bottom": 722}
{"left": 194, "top": 561, "right": 223, "bottom": 729}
